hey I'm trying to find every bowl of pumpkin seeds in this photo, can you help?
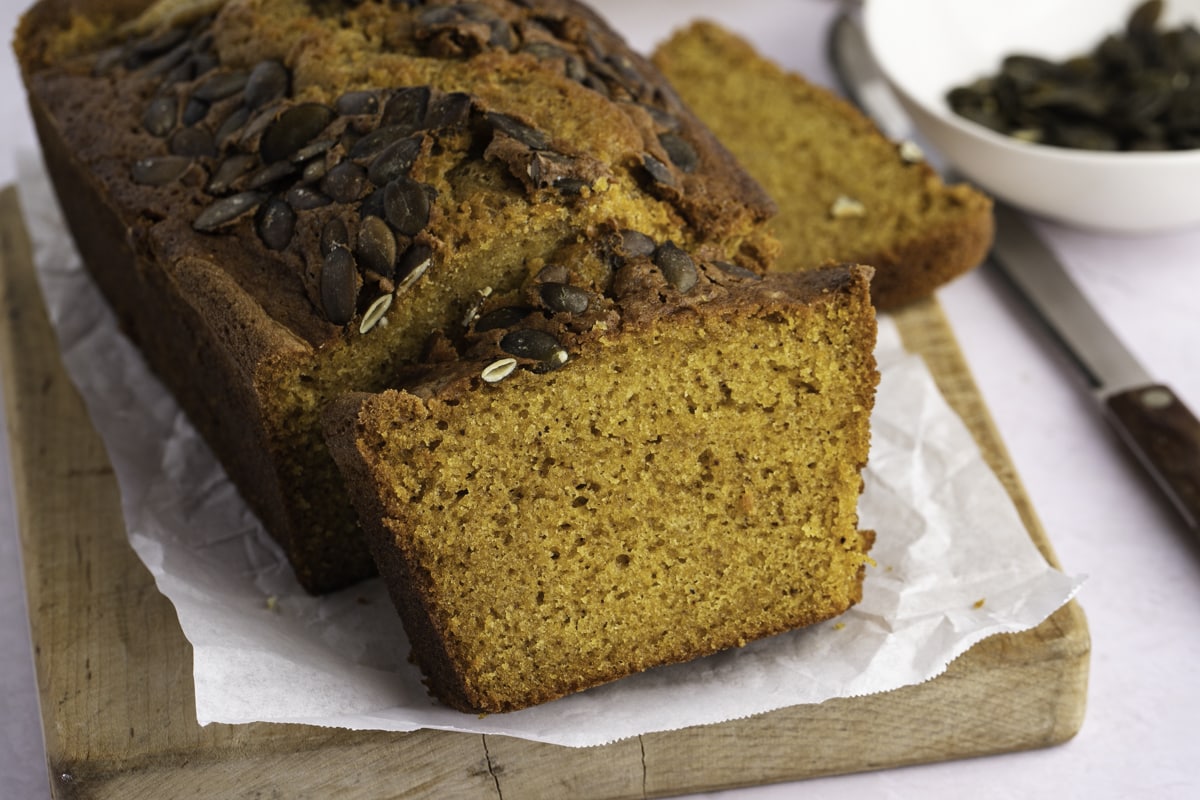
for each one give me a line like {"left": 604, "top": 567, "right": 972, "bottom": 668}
{"left": 863, "top": 0, "right": 1200, "bottom": 233}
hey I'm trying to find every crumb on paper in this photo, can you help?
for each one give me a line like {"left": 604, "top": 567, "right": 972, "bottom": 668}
{"left": 265, "top": 595, "right": 279, "bottom": 612}
{"left": 834, "top": 622, "right": 846, "bottom": 631}
{"left": 973, "top": 598, "right": 986, "bottom": 609}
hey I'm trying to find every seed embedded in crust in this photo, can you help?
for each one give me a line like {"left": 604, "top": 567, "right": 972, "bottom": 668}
{"left": 539, "top": 282, "right": 590, "bottom": 314}
{"left": 215, "top": 106, "right": 251, "bottom": 145}
{"left": 486, "top": 112, "right": 550, "bottom": 150}
{"left": 424, "top": 91, "right": 472, "bottom": 129}
{"left": 653, "top": 241, "right": 698, "bottom": 293}
{"left": 368, "top": 136, "right": 422, "bottom": 186}
{"left": 245, "top": 160, "right": 298, "bottom": 190}
{"left": 206, "top": 153, "right": 256, "bottom": 195}
{"left": 359, "top": 292, "right": 394, "bottom": 334}
{"left": 285, "top": 185, "right": 332, "bottom": 210}
{"left": 382, "top": 86, "right": 432, "bottom": 133}
{"left": 641, "top": 152, "right": 675, "bottom": 186}
{"left": 384, "top": 177, "right": 431, "bottom": 236}
{"left": 500, "top": 329, "right": 569, "bottom": 369}
{"left": 618, "top": 229, "right": 656, "bottom": 257}
{"left": 256, "top": 197, "right": 296, "bottom": 250}
{"left": 321, "top": 246, "right": 359, "bottom": 325}
{"left": 395, "top": 243, "right": 433, "bottom": 292}
{"left": 474, "top": 305, "right": 531, "bottom": 332}
{"left": 481, "top": 357, "right": 518, "bottom": 383}
{"left": 335, "top": 90, "right": 380, "bottom": 116}
{"left": 713, "top": 260, "right": 762, "bottom": 281}
{"left": 182, "top": 97, "right": 210, "bottom": 126}
{"left": 349, "top": 125, "right": 414, "bottom": 160}
{"left": 131, "top": 155, "right": 191, "bottom": 186}
{"left": 320, "top": 218, "right": 350, "bottom": 256}
{"left": 194, "top": 191, "right": 267, "bottom": 232}
{"left": 193, "top": 70, "right": 248, "bottom": 103}
{"left": 142, "top": 95, "right": 178, "bottom": 137}
{"left": 260, "top": 103, "right": 336, "bottom": 164}
{"left": 244, "top": 60, "right": 289, "bottom": 109}
{"left": 322, "top": 161, "right": 369, "bottom": 203}
{"left": 658, "top": 132, "right": 698, "bottom": 173}
{"left": 169, "top": 126, "right": 216, "bottom": 158}
{"left": 356, "top": 216, "right": 397, "bottom": 278}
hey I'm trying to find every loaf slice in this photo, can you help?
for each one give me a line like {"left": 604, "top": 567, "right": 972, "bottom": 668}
{"left": 653, "top": 21, "right": 994, "bottom": 310}
{"left": 324, "top": 255, "right": 878, "bottom": 714}
{"left": 16, "top": 0, "right": 780, "bottom": 592}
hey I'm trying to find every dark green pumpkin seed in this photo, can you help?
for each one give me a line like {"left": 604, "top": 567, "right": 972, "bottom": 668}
{"left": 539, "top": 282, "right": 590, "bottom": 314}
{"left": 256, "top": 198, "right": 295, "bottom": 250}
{"left": 169, "top": 127, "right": 216, "bottom": 158}
{"left": 193, "top": 70, "right": 248, "bottom": 103}
{"left": 383, "top": 177, "right": 431, "bottom": 235}
{"left": 653, "top": 241, "right": 697, "bottom": 293}
{"left": 335, "top": 90, "right": 380, "bottom": 116}
{"left": 207, "top": 154, "right": 257, "bottom": 195}
{"left": 382, "top": 86, "right": 431, "bottom": 133}
{"left": 246, "top": 160, "right": 298, "bottom": 190}
{"left": 658, "top": 132, "right": 698, "bottom": 173}
{"left": 368, "top": 136, "right": 422, "bottom": 186}
{"left": 486, "top": 112, "right": 549, "bottom": 150}
{"left": 395, "top": 243, "right": 433, "bottom": 291}
{"left": 475, "top": 305, "right": 531, "bottom": 332}
{"left": 423, "top": 91, "right": 472, "bottom": 129}
{"left": 194, "top": 191, "right": 266, "bottom": 232}
{"left": 642, "top": 153, "right": 674, "bottom": 186}
{"left": 131, "top": 155, "right": 191, "bottom": 186}
{"left": 355, "top": 216, "right": 397, "bottom": 278}
{"left": 321, "top": 218, "right": 350, "bottom": 256}
{"left": 320, "top": 246, "right": 359, "bottom": 325}
{"left": 285, "top": 185, "right": 332, "bottom": 210}
{"left": 322, "top": 161, "right": 368, "bottom": 202}
{"left": 244, "top": 61, "right": 289, "bottom": 109}
{"left": 260, "top": 103, "right": 335, "bottom": 163}
{"left": 500, "top": 329, "right": 568, "bottom": 368}
{"left": 619, "top": 229, "right": 656, "bottom": 257}
{"left": 142, "top": 95, "right": 178, "bottom": 137}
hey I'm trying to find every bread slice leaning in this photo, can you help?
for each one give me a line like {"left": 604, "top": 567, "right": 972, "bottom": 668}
{"left": 653, "top": 21, "right": 994, "bottom": 310}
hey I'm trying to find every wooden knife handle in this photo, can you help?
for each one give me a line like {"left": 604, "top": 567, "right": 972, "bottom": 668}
{"left": 1105, "top": 384, "right": 1200, "bottom": 533}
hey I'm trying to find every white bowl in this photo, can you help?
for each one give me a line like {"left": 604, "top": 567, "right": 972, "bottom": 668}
{"left": 863, "top": 0, "right": 1200, "bottom": 233}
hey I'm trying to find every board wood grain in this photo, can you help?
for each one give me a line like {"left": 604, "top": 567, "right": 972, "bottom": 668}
{"left": 0, "top": 186, "right": 1089, "bottom": 800}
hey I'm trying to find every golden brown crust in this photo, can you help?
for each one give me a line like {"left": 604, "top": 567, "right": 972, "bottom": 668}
{"left": 17, "top": 0, "right": 785, "bottom": 592}
{"left": 653, "top": 20, "right": 994, "bottom": 310}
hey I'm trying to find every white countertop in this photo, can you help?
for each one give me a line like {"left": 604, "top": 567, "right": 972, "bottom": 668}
{"left": 2, "top": 1, "right": 1198, "bottom": 798}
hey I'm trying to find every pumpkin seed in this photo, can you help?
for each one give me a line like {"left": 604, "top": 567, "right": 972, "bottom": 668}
{"left": 359, "top": 293, "right": 394, "bottom": 334}
{"left": 320, "top": 218, "right": 350, "bottom": 256}
{"left": 322, "top": 161, "right": 369, "bottom": 202}
{"left": 486, "top": 112, "right": 549, "bottom": 149}
{"left": 355, "top": 216, "right": 397, "bottom": 278}
{"left": 194, "top": 191, "right": 266, "bottom": 232}
{"left": 642, "top": 153, "right": 674, "bottom": 186}
{"left": 481, "top": 357, "right": 518, "bottom": 383}
{"left": 193, "top": 70, "right": 248, "bottom": 103}
{"left": 658, "top": 132, "right": 698, "bottom": 173}
{"left": 320, "top": 246, "right": 358, "bottom": 325}
{"left": 653, "top": 242, "right": 698, "bottom": 293}
{"left": 169, "top": 126, "right": 216, "bottom": 158}
{"left": 131, "top": 155, "right": 191, "bottom": 186}
{"left": 142, "top": 95, "right": 178, "bottom": 138}
{"left": 539, "top": 282, "right": 590, "bottom": 314}
{"left": 260, "top": 103, "right": 335, "bottom": 163}
{"left": 475, "top": 305, "right": 531, "bottom": 332}
{"left": 500, "top": 329, "right": 568, "bottom": 369}
{"left": 619, "top": 229, "right": 656, "bottom": 257}
{"left": 244, "top": 60, "right": 289, "bottom": 109}
{"left": 335, "top": 90, "right": 380, "bottom": 116}
{"left": 395, "top": 243, "right": 433, "bottom": 291}
{"left": 256, "top": 198, "right": 295, "bottom": 250}
{"left": 285, "top": 185, "right": 332, "bottom": 210}
{"left": 384, "top": 177, "right": 431, "bottom": 235}
{"left": 206, "top": 153, "right": 256, "bottom": 195}
{"left": 382, "top": 86, "right": 431, "bottom": 133}
{"left": 368, "top": 136, "right": 422, "bottom": 186}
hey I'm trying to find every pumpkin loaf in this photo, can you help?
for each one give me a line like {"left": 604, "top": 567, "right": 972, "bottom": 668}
{"left": 16, "top": 0, "right": 780, "bottom": 592}
{"left": 653, "top": 21, "right": 994, "bottom": 310}
{"left": 324, "top": 254, "right": 878, "bottom": 714}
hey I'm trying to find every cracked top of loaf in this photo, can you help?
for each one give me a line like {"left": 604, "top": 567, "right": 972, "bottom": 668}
{"left": 18, "top": 0, "right": 780, "bottom": 354}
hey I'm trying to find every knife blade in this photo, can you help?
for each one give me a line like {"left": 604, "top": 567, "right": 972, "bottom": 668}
{"left": 828, "top": 12, "right": 1200, "bottom": 533}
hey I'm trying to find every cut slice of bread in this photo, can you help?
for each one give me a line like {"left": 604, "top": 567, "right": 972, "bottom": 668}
{"left": 653, "top": 21, "right": 994, "bottom": 310}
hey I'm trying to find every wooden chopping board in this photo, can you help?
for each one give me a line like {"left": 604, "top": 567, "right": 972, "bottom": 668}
{"left": 0, "top": 185, "right": 1089, "bottom": 799}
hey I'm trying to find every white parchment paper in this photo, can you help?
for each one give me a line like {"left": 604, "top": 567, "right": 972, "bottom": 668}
{"left": 17, "top": 155, "right": 1083, "bottom": 747}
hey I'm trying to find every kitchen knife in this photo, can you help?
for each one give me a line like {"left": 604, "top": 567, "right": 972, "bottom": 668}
{"left": 828, "top": 12, "right": 1200, "bottom": 534}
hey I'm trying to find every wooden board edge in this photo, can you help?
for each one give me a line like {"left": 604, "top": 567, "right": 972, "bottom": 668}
{"left": 0, "top": 184, "right": 1088, "bottom": 799}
